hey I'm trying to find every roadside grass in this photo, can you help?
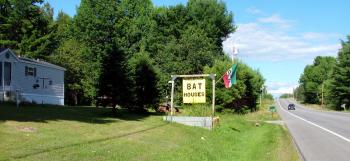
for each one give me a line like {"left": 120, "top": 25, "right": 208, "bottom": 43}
{"left": 0, "top": 102, "right": 298, "bottom": 161}
{"left": 246, "top": 99, "right": 280, "bottom": 121}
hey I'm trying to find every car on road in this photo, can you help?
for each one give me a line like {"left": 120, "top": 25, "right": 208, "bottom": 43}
{"left": 288, "top": 103, "right": 295, "bottom": 110}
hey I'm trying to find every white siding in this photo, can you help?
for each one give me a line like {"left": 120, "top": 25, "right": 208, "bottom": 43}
{"left": 0, "top": 50, "right": 65, "bottom": 105}
{"left": 0, "top": 50, "right": 19, "bottom": 101}
{"left": 12, "top": 62, "right": 65, "bottom": 105}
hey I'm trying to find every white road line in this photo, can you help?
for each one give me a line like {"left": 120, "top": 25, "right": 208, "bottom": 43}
{"left": 277, "top": 99, "right": 350, "bottom": 143}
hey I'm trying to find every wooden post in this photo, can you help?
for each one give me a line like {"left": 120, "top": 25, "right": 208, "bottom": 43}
{"left": 170, "top": 80, "right": 175, "bottom": 122}
{"left": 212, "top": 75, "right": 216, "bottom": 117}
{"left": 271, "top": 111, "right": 274, "bottom": 119}
{"left": 168, "top": 74, "right": 216, "bottom": 129}
{"left": 211, "top": 74, "right": 216, "bottom": 130}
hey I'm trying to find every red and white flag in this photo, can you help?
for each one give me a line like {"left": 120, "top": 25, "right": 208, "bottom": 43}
{"left": 223, "top": 64, "right": 238, "bottom": 88}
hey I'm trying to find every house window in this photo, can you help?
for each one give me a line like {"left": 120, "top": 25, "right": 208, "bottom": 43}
{"left": 25, "top": 66, "right": 36, "bottom": 77}
{"left": 4, "top": 62, "right": 11, "bottom": 86}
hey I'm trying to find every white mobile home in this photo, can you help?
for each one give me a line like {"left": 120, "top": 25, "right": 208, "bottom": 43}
{"left": 0, "top": 48, "right": 65, "bottom": 105}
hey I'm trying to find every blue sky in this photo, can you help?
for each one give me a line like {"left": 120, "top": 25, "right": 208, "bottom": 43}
{"left": 46, "top": 0, "right": 349, "bottom": 96}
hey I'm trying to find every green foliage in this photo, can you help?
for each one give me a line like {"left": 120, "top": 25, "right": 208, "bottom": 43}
{"left": 50, "top": 39, "right": 89, "bottom": 105}
{"left": 297, "top": 36, "right": 350, "bottom": 110}
{"left": 146, "top": 1, "right": 235, "bottom": 99}
{"left": 128, "top": 52, "right": 160, "bottom": 110}
{"left": 280, "top": 94, "right": 293, "bottom": 99}
{"left": 187, "top": 0, "right": 235, "bottom": 48}
{"left": 263, "top": 93, "right": 274, "bottom": 100}
{"left": 299, "top": 56, "right": 336, "bottom": 104}
{"left": 55, "top": 11, "right": 73, "bottom": 42}
{"left": 18, "top": 2, "right": 57, "bottom": 59}
{"left": 98, "top": 47, "right": 132, "bottom": 108}
{"left": 204, "top": 57, "right": 265, "bottom": 113}
{"left": 0, "top": 0, "right": 52, "bottom": 57}
{"left": 73, "top": 0, "right": 121, "bottom": 101}
{"left": 56, "top": 0, "right": 236, "bottom": 107}
{"left": 294, "top": 85, "right": 305, "bottom": 101}
{"left": 1, "top": 0, "right": 268, "bottom": 113}
{"left": 179, "top": 104, "right": 213, "bottom": 117}
{"left": 329, "top": 36, "right": 350, "bottom": 109}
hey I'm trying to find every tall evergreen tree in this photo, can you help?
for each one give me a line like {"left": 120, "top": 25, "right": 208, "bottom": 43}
{"left": 128, "top": 52, "right": 160, "bottom": 111}
{"left": 19, "top": 2, "right": 57, "bottom": 59}
{"left": 0, "top": 0, "right": 50, "bottom": 55}
{"left": 330, "top": 36, "right": 350, "bottom": 109}
{"left": 73, "top": 0, "right": 122, "bottom": 102}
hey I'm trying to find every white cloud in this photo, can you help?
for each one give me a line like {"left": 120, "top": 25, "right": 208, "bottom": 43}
{"left": 246, "top": 7, "right": 263, "bottom": 15}
{"left": 267, "top": 82, "right": 294, "bottom": 90}
{"left": 302, "top": 32, "right": 340, "bottom": 41}
{"left": 257, "top": 14, "right": 294, "bottom": 29}
{"left": 269, "top": 86, "right": 294, "bottom": 94}
{"left": 223, "top": 13, "right": 342, "bottom": 95}
{"left": 223, "top": 16, "right": 341, "bottom": 62}
{"left": 266, "top": 82, "right": 298, "bottom": 95}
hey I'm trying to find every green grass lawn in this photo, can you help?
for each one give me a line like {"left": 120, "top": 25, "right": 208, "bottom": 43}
{"left": 0, "top": 102, "right": 298, "bottom": 161}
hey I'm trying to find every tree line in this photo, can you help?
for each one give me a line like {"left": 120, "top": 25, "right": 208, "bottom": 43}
{"left": 295, "top": 36, "right": 350, "bottom": 110}
{"left": 0, "top": 0, "right": 265, "bottom": 112}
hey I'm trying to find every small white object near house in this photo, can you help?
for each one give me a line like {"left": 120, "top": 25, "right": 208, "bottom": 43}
{"left": 0, "top": 48, "right": 65, "bottom": 105}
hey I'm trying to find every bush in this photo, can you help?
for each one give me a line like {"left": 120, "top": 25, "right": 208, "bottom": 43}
{"left": 204, "top": 58, "right": 264, "bottom": 113}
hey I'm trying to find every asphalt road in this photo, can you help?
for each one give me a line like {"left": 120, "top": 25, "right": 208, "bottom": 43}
{"left": 276, "top": 99, "right": 350, "bottom": 161}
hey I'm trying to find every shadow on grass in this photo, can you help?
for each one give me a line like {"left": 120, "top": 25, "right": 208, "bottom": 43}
{"left": 230, "top": 127, "right": 241, "bottom": 132}
{"left": 12, "top": 123, "right": 169, "bottom": 159}
{"left": 0, "top": 102, "right": 163, "bottom": 124}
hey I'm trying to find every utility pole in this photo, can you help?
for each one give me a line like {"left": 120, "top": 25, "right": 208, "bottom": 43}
{"left": 260, "top": 92, "right": 262, "bottom": 108}
{"left": 232, "top": 44, "right": 238, "bottom": 64}
{"left": 321, "top": 82, "right": 324, "bottom": 109}
{"left": 293, "top": 88, "right": 295, "bottom": 100}
{"left": 260, "top": 94, "right": 262, "bottom": 108}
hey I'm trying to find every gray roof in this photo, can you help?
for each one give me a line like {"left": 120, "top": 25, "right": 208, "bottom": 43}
{"left": 19, "top": 57, "right": 66, "bottom": 71}
{"left": 0, "top": 48, "right": 66, "bottom": 71}
{"left": 0, "top": 48, "right": 7, "bottom": 53}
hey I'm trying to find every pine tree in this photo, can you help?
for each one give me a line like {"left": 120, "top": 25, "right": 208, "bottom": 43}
{"left": 73, "top": 0, "right": 121, "bottom": 102}
{"left": 331, "top": 36, "right": 350, "bottom": 109}
{"left": 0, "top": 0, "right": 51, "bottom": 58}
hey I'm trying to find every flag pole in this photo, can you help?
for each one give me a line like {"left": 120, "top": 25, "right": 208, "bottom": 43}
{"left": 216, "top": 45, "right": 239, "bottom": 84}
{"left": 215, "top": 73, "right": 226, "bottom": 85}
{"left": 232, "top": 45, "right": 238, "bottom": 64}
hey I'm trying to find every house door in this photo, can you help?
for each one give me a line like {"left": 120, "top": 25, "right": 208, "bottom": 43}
{"left": 4, "top": 62, "right": 11, "bottom": 86}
